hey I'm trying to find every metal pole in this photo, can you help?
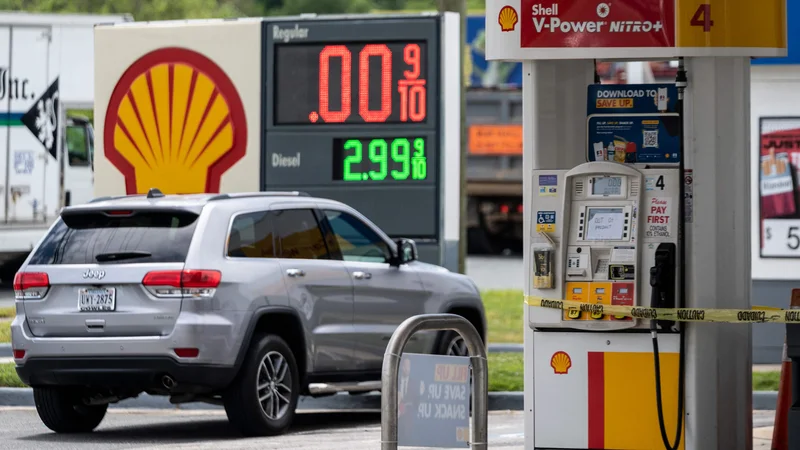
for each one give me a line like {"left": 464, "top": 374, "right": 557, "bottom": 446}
{"left": 381, "top": 313, "right": 488, "bottom": 450}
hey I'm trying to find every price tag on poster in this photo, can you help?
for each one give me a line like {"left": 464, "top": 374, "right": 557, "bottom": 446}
{"left": 759, "top": 117, "right": 800, "bottom": 258}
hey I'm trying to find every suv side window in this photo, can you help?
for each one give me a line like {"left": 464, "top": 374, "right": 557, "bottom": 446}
{"left": 227, "top": 211, "right": 275, "bottom": 258}
{"left": 322, "top": 209, "right": 390, "bottom": 263}
{"left": 271, "top": 208, "right": 330, "bottom": 260}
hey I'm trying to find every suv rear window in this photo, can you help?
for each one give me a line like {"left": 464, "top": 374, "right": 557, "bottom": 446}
{"left": 28, "top": 210, "right": 199, "bottom": 265}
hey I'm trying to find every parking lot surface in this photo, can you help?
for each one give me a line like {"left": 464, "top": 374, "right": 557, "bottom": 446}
{"left": 0, "top": 407, "right": 524, "bottom": 449}
{"left": 0, "top": 407, "right": 778, "bottom": 449}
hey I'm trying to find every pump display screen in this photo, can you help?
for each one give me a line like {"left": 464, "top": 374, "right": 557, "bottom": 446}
{"left": 585, "top": 207, "right": 626, "bottom": 241}
{"left": 592, "top": 176, "right": 623, "bottom": 196}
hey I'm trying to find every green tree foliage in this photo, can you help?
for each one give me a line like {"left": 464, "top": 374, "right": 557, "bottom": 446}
{"left": 0, "top": 0, "right": 263, "bottom": 20}
{"left": 0, "top": 0, "right": 427, "bottom": 19}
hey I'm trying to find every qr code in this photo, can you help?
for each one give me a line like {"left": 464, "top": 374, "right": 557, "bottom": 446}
{"left": 642, "top": 129, "right": 659, "bottom": 148}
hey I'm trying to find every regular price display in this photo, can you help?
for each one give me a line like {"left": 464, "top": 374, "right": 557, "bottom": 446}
{"left": 274, "top": 41, "right": 428, "bottom": 125}
{"left": 332, "top": 137, "right": 427, "bottom": 182}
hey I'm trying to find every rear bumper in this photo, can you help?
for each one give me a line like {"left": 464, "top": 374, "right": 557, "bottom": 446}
{"left": 15, "top": 357, "right": 237, "bottom": 391}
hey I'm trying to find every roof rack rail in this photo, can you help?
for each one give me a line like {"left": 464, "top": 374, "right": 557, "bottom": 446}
{"left": 207, "top": 191, "right": 311, "bottom": 201}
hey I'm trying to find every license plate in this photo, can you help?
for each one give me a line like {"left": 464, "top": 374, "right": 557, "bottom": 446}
{"left": 78, "top": 288, "right": 116, "bottom": 312}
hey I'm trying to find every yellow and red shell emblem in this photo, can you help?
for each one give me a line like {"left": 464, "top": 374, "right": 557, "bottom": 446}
{"left": 104, "top": 47, "right": 247, "bottom": 195}
{"left": 550, "top": 351, "right": 572, "bottom": 374}
{"left": 498, "top": 6, "right": 518, "bottom": 32}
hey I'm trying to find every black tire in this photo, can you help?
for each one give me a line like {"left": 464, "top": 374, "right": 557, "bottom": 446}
{"left": 33, "top": 387, "right": 107, "bottom": 433}
{"left": 434, "top": 330, "right": 470, "bottom": 357}
{"left": 224, "top": 333, "right": 300, "bottom": 437}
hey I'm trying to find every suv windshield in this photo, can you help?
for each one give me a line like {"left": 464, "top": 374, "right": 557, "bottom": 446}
{"left": 28, "top": 210, "right": 199, "bottom": 265}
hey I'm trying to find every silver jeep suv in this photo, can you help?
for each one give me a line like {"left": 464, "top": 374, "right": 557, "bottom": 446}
{"left": 10, "top": 190, "right": 486, "bottom": 436}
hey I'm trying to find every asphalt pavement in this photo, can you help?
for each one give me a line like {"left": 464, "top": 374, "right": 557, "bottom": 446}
{"left": 0, "top": 407, "right": 525, "bottom": 449}
{"left": 465, "top": 256, "right": 523, "bottom": 291}
{"left": 0, "top": 288, "right": 12, "bottom": 309}
{"left": 0, "top": 407, "right": 778, "bottom": 449}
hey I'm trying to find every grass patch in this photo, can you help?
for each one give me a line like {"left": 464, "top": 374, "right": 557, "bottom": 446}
{"left": 0, "top": 321, "right": 8, "bottom": 343}
{"left": 481, "top": 290, "right": 524, "bottom": 344}
{"left": 488, "top": 353, "right": 523, "bottom": 392}
{"left": 754, "top": 371, "right": 780, "bottom": 391}
{"left": 0, "top": 307, "right": 14, "bottom": 319}
{"left": 0, "top": 364, "right": 23, "bottom": 388}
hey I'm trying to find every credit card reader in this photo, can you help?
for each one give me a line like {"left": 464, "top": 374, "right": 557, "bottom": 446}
{"left": 529, "top": 161, "right": 680, "bottom": 331}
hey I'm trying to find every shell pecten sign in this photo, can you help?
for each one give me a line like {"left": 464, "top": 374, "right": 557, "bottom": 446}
{"left": 104, "top": 48, "right": 247, "bottom": 195}
{"left": 498, "top": 6, "right": 518, "bottom": 32}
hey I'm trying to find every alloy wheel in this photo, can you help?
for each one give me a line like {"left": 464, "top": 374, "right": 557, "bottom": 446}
{"left": 256, "top": 351, "right": 293, "bottom": 420}
{"left": 446, "top": 335, "right": 469, "bottom": 357}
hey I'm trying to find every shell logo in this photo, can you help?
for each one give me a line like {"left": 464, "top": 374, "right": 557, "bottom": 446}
{"left": 104, "top": 48, "right": 247, "bottom": 195}
{"left": 550, "top": 351, "right": 572, "bottom": 374}
{"left": 498, "top": 6, "right": 518, "bottom": 32}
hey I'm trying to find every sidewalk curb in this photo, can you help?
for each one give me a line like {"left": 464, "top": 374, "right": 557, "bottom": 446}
{"left": 0, "top": 343, "right": 524, "bottom": 358}
{"left": 0, "top": 388, "right": 776, "bottom": 411}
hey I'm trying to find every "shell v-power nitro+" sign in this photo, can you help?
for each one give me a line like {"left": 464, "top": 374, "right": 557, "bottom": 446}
{"left": 486, "top": 0, "right": 787, "bottom": 60}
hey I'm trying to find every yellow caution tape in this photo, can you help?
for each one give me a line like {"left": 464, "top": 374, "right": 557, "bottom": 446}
{"left": 524, "top": 295, "right": 800, "bottom": 324}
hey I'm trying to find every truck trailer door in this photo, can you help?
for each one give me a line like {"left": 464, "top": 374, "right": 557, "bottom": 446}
{"left": 2, "top": 25, "right": 57, "bottom": 224}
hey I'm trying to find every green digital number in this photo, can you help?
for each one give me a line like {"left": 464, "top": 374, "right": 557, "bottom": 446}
{"left": 411, "top": 138, "right": 426, "bottom": 180}
{"left": 391, "top": 138, "right": 411, "bottom": 180}
{"left": 341, "top": 137, "right": 426, "bottom": 182}
{"left": 368, "top": 139, "right": 388, "bottom": 181}
{"left": 343, "top": 139, "right": 363, "bottom": 181}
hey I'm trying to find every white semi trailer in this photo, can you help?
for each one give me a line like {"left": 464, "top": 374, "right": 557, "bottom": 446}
{"left": 0, "top": 11, "right": 132, "bottom": 282}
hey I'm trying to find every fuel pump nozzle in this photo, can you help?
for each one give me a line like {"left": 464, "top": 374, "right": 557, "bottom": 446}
{"left": 649, "top": 243, "right": 676, "bottom": 332}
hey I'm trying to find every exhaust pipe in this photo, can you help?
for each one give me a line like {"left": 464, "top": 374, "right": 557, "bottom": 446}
{"left": 162, "top": 375, "right": 176, "bottom": 390}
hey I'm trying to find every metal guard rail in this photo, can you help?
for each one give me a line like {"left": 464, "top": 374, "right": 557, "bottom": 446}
{"left": 380, "top": 313, "right": 489, "bottom": 450}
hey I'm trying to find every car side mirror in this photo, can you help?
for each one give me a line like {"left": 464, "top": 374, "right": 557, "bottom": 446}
{"left": 391, "top": 238, "right": 418, "bottom": 266}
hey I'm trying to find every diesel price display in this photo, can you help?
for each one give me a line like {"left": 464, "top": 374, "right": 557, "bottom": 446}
{"left": 274, "top": 41, "right": 427, "bottom": 124}
{"left": 332, "top": 137, "right": 427, "bottom": 182}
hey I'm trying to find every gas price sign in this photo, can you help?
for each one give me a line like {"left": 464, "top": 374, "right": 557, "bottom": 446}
{"left": 263, "top": 16, "right": 455, "bottom": 255}
{"left": 274, "top": 41, "right": 428, "bottom": 125}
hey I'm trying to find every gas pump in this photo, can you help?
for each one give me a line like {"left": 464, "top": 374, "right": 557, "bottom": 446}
{"left": 483, "top": 0, "right": 786, "bottom": 447}
{"left": 530, "top": 160, "right": 684, "bottom": 449}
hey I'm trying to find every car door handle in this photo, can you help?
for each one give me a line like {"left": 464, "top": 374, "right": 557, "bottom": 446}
{"left": 286, "top": 269, "right": 305, "bottom": 277}
{"left": 353, "top": 271, "right": 371, "bottom": 280}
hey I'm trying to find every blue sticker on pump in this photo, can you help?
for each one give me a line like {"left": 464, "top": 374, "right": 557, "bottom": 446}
{"left": 537, "top": 211, "right": 556, "bottom": 224}
{"left": 539, "top": 175, "right": 557, "bottom": 186}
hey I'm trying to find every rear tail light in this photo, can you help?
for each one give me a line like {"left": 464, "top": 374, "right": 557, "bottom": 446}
{"left": 142, "top": 270, "right": 221, "bottom": 298}
{"left": 500, "top": 204, "right": 510, "bottom": 214}
{"left": 13, "top": 272, "right": 50, "bottom": 300}
{"left": 516, "top": 204, "right": 523, "bottom": 214}
{"left": 174, "top": 348, "right": 199, "bottom": 358}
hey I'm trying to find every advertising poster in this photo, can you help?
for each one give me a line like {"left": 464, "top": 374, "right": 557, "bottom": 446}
{"left": 397, "top": 353, "right": 471, "bottom": 448}
{"left": 586, "top": 83, "right": 681, "bottom": 164}
{"left": 759, "top": 117, "right": 800, "bottom": 258}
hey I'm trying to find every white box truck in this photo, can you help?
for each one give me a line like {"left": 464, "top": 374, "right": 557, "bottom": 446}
{"left": 0, "top": 12, "right": 132, "bottom": 281}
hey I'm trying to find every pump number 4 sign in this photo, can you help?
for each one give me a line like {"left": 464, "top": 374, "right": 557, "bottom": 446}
{"left": 676, "top": 0, "right": 786, "bottom": 50}
{"left": 762, "top": 219, "right": 800, "bottom": 257}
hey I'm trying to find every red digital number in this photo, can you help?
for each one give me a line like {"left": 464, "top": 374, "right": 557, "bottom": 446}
{"left": 359, "top": 44, "right": 392, "bottom": 123}
{"left": 403, "top": 44, "right": 420, "bottom": 80}
{"left": 315, "top": 43, "right": 426, "bottom": 123}
{"left": 318, "top": 45, "right": 351, "bottom": 123}
{"left": 399, "top": 43, "right": 426, "bottom": 122}
{"left": 690, "top": 4, "right": 714, "bottom": 32}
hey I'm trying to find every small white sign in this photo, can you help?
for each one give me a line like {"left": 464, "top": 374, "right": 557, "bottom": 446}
{"left": 645, "top": 196, "right": 672, "bottom": 238}
{"left": 762, "top": 219, "right": 800, "bottom": 257}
